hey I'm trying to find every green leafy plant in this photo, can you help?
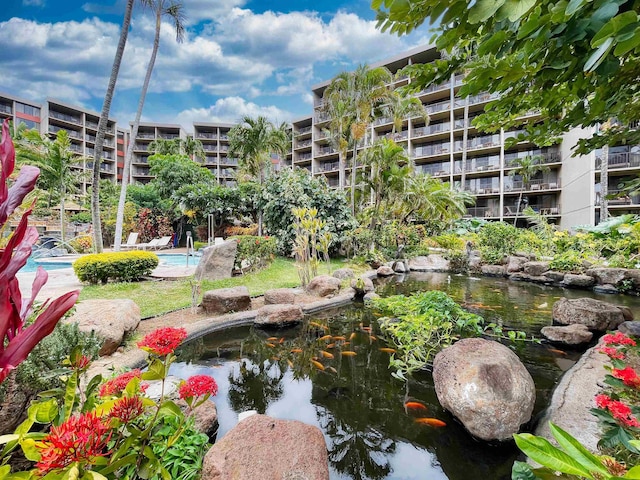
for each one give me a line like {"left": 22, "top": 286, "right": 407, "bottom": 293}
{"left": 292, "top": 208, "right": 332, "bottom": 286}
{"left": 477, "top": 221, "right": 520, "bottom": 264}
{"left": 233, "top": 235, "right": 277, "bottom": 273}
{"left": 550, "top": 250, "right": 589, "bottom": 273}
{"left": 73, "top": 251, "right": 159, "bottom": 284}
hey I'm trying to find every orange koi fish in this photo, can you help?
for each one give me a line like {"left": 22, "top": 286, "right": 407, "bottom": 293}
{"left": 290, "top": 348, "right": 303, "bottom": 353}
{"left": 326, "top": 343, "right": 335, "bottom": 349}
{"left": 369, "top": 335, "right": 377, "bottom": 341}
{"left": 349, "top": 332, "right": 357, "bottom": 340}
{"left": 341, "top": 351, "right": 357, "bottom": 357}
{"left": 379, "top": 348, "right": 396, "bottom": 354}
{"left": 311, "top": 359, "right": 325, "bottom": 371}
{"left": 320, "top": 350, "right": 334, "bottom": 359}
{"left": 327, "top": 366, "right": 337, "bottom": 374}
{"left": 309, "top": 321, "right": 327, "bottom": 331}
{"left": 279, "top": 337, "right": 285, "bottom": 344}
{"left": 287, "top": 359, "right": 294, "bottom": 368}
{"left": 333, "top": 336, "right": 346, "bottom": 341}
{"left": 547, "top": 348, "right": 567, "bottom": 356}
{"left": 361, "top": 327, "right": 372, "bottom": 333}
{"left": 318, "top": 335, "right": 332, "bottom": 342}
{"left": 267, "top": 337, "right": 278, "bottom": 341}
{"left": 266, "top": 343, "right": 276, "bottom": 348}
{"left": 405, "top": 401, "right": 427, "bottom": 411}
{"left": 414, "top": 418, "right": 446, "bottom": 427}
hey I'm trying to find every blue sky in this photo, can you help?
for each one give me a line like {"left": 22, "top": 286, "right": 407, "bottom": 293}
{"left": 0, "top": 0, "right": 428, "bottom": 131}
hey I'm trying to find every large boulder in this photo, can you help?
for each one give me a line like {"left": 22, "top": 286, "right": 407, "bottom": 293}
{"left": 376, "top": 265, "right": 395, "bottom": 277}
{"left": 585, "top": 267, "right": 627, "bottom": 286}
{"left": 506, "top": 256, "right": 527, "bottom": 273}
{"left": 541, "top": 324, "right": 593, "bottom": 345}
{"left": 255, "top": 304, "right": 304, "bottom": 327}
{"left": 481, "top": 265, "right": 506, "bottom": 277}
{"left": 202, "top": 286, "right": 251, "bottom": 315}
{"left": 201, "top": 414, "right": 329, "bottom": 480}
{"left": 306, "top": 275, "right": 342, "bottom": 297}
{"left": 264, "top": 288, "right": 296, "bottom": 305}
{"left": 332, "top": 268, "right": 355, "bottom": 280}
{"left": 195, "top": 240, "right": 238, "bottom": 281}
{"left": 552, "top": 298, "right": 626, "bottom": 331}
{"left": 619, "top": 321, "right": 640, "bottom": 336}
{"left": 523, "top": 261, "right": 550, "bottom": 277}
{"left": 393, "top": 261, "right": 408, "bottom": 273}
{"left": 66, "top": 299, "right": 140, "bottom": 356}
{"left": 408, "top": 255, "right": 450, "bottom": 271}
{"left": 562, "top": 273, "right": 595, "bottom": 288}
{"left": 544, "top": 271, "right": 566, "bottom": 283}
{"left": 433, "top": 338, "right": 535, "bottom": 441}
{"left": 351, "top": 276, "right": 374, "bottom": 296}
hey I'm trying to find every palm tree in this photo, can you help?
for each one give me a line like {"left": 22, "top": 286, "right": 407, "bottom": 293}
{"left": 228, "top": 116, "right": 289, "bottom": 235}
{"left": 114, "top": 0, "right": 185, "bottom": 251}
{"left": 323, "top": 65, "right": 393, "bottom": 213}
{"left": 91, "top": 0, "right": 141, "bottom": 253}
{"left": 181, "top": 136, "right": 206, "bottom": 161}
{"left": 507, "top": 155, "right": 550, "bottom": 225}
{"left": 321, "top": 97, "right": 352, "bottom": 194}
{"left": 358, "top": 138, "right": 412, "bottom": 233}
{"left": 384, "top": 92, "right": 429, "bottom": 137}
{"left": 148, "top": 137, "right": 181, "bottom": 155}
{"left": 19, "top": 129, "right": 84, "bottom": 241}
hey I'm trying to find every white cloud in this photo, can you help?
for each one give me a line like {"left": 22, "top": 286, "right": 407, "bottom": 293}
{"left": 172, "top": 97, "right": 293, "bottom": 127}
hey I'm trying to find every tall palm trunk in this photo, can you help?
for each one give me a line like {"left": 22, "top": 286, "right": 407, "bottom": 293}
{"left": 460, "top": 96, "right": 469, "bottom": 191}
{"left": 92, "top": 0, "right": 135, "bottom": 253}
{"left": 600, "top": 144, "right": 609, "bottom": 223}
{"left": 60, "top": 182, "right": 66, "bottom": 242}
{"left": 351, "top": 143, "right": 357, "bottom": 214}
{"left": 114, "top": 5, "right": 162, "bottom": 251}
{"left": 338, "top": 152, "right": 346, "bottom": 192}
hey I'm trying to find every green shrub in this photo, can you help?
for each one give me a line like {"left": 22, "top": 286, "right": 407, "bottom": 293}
{"left": 433, "top": 233, "right": 466, "bottom": 251}
{"left": 477, "top": 222, "right": 519, "bottom": 264}
{"left": 68, "top": 235, "right": 93, "bottom": 253}
{"left": 70, "top": 211, "right": 92, "bottom": 224}
{"left": 73, "top": 251, "right": 159, "bottom": 284}
{"left": 233, "top": 236, "right": 277, "bottom": 272}
{"left": 445, "top": 249, "right": 469, "bottom": 273}
{"left": 194, "top": 241, "right": 207, "bottom": 251}
{"left": 549, "top": 250, "right": 587, "bottom": 273}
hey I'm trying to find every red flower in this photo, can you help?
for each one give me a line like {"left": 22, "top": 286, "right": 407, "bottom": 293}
{"left": 99, "top": 370, "right": 144, "bottom": 397}
{"left": 71, "top": 355, "right": 91, "bottom": 370}
{"left": 595, "top": 394, "right": 611, "bottom": 409}
{"left": 178, "top": 375, "right": 218, "bottom": 400}
{"left": 110, "top": 396, "right": 145, "bottom": 424}
{"left": 602, "top": 332, "right": 636, "bottom": 347}
{"left": 36, "top": 412, "right": 111, "bottom": 474}
{"left": 613, "top": 366, "right": 640, "bottom": 388}
{"left": 597, "top": 346, "right": 626, "bottom": 360}
{"left": 595, "top": 394, "right": 640, "bottom": 428}
{"left": 255, "top": 239, "right": 260, "bottom": 245}
{"left": 137, "top": 327, "right": 187, "bottom": 356}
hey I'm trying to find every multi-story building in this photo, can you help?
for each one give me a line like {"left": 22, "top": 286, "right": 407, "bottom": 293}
{"left": 193, "top": 123, "right": 238, "bottom": 187}
{"left": 129, "top": 123, "right": 185, "bottom": 184}
{"left": 0, "top": 92, "right": 42, "bottom": 132}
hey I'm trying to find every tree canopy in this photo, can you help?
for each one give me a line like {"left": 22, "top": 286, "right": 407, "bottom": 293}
{"left": 148, "top": 154, "right": 214, "bottom": 200}
{"left": 373, "top": 0, "right": 640, "bottom": 153}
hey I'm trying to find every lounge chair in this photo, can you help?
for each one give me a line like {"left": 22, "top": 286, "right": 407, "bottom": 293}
{"left": 137, "top": 238, "right": 160, "bottom": 250}
{"left": 146, "top": 236, "right": 173, "bottom": 250}
{"left": 118, "top": 232, "right": 139, "bottom": 250}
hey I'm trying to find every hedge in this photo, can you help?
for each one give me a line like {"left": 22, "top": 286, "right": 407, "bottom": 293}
{"left": 73, "top": 251, "right": 159, "bottom": 284}
{"left": 232, "top": 235, "right": 277, "bottom": 272}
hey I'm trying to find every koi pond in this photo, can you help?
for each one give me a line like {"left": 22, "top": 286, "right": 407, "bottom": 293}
{"left": 171, "top": 272, "right": 640, "bottom": 480}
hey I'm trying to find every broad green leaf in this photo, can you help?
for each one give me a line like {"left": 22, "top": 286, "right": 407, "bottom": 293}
{"left": 565, "top": 0, "right": 586, "bottom": 16}
{"left": 158, "top": 400, "right": 183, "bottom": 419}
{"left": 584, "top": 37, "right": 614, "bottom": 71}
{"left": 625, "top": 466, "right": 640, "bottom": 479}
{"left": 511, "top": 461, "right": 537, "bottom": 480}
{"left": 388, "top": 0, "right": 410, "bottom": 21}
{"left": 371, "top": 0, "right": 384, "bottom": 10}
{"left": 549, "top": 423, "right": 608, "bottom": 475}
{"left": 63, "top": 371, "right": 78, "bottom": 422}
{"left": 469, "top": 0, "right": 506, "bottom": 24}
{"left": 20, "top": 438, "right": 42, "bottom": 462}
{"left": 27, "top": 399, "right": 58, "bottom": 424}
{"left": 628, "top": 440, "right": 640, "bottom": 450}
{"left": 97, "top": 453, "right": 138, "bottom": 475}
{"left": 503, "top": 0, "right": 536, "bottom": 22}
{"left": 0, "top": 434, "right": 19, "bottom": 444}
{"left": 142, "top": 359, "right": 165, "bottom": 381}
{"left": 82, "top": 472, "right": 107, "bottom": 480}
{"left": 614, "top": 30, "right": 640, "bottom": 56}
{"left": 0, "top": 465, "right": 10, "bottom": 477}
{"left": 513, "top": 433, "right": 593, "bottom": 477}
{"left": 63, "top": 465, "right": 79, "bottom": 480}
{"left": 478, "top": 31, "right": 508, "bottom": 56}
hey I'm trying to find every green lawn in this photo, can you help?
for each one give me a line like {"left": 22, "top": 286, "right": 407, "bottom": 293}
{"left": 79, "top": 257, "right": 364, "bottom": 318}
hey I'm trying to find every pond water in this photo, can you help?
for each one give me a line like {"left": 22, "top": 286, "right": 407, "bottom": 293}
{"left": 171, "top": 272, "right": 640, "bottom": 480}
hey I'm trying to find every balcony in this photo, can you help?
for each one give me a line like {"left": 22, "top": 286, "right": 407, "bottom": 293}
{"left": 416, "top": 82, "right": 449, "bottom": 96}
{"left": 425, "top": 100, "right": 450, "bottom": 114}
{"left": 220, "top": 134, "right": 229, "bottom": 141}
{"left": 133, "top": 168, "right": 151, "bottom": 176}
{"left": 458, "top": 134, "right": 501, "bottom": 152}
{"left": 317, "top": 146, "right": 337, "bottom": 156}
{"left": 382, "top": 130, "right": 408, "bottom": 141}
{"left": 504, "top": 149, "right": 561, "bottom": 167}
{"left": 504, "top": 204, "right": 560, "bottom": 216}
{"left": 220, "top": 169, "right": 235, "bottom": 177}
{"left": 296, "top": 126, "right": 312, "bottom": 135}
{"left": 221, "top": 158, "right": 238, "bottom": 166}
{"left": 159, "top": 133, "right": 179, "bottom": 139}
{"left": 315, "top": 112, "right": 331, "bottom": 123}
{"left": 219, "top": 145, "right": 230, "bottom": 152}
{"left": 0, "top": 104, "right": 12, "bottom": 114}
{"left": 296, "top": 139, "right": 313, "bottom": 149}
{"left": 50, "top": 111, "right": 81, "bottom": 125}
{"left": 374, "top": 116, "right": 393, "bottom": 126}
{"left": 196, "top": 132, "right": 217, "bottom": 139}
{"left": 297, "top": 152, "right": 313, "bottom": 161}
{"left": 413, "top": 122, "right": 450, "bottom": 137}
{"left": 203, "top": 145, "right": 217, "bottom": 152}
{"left": 319, "top": 161, "right": 340, "bottom": 172}
{"left": 413, "top": 142, "right": 450, "bottom": 158}
{"left": 504, "top": 178, "right": 561, "bottom": 192}
{"left": 416, "top": 162, "right": 450, "bottom": 176}
{"left": 596, "top": 152, "right": 640, "bottom": 170}
{"left": 137, "top": 133, "right": 155, "bottom": 139}
{"left": 465, "top": 207, "right": 498, "bottom": 218}
{"left": 68, "top": 145, "right": 83, "bottom": 154}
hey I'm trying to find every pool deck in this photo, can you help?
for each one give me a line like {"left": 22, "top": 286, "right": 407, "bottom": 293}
{"left": 17, "top": 248, "right": 197, "bottom": 301}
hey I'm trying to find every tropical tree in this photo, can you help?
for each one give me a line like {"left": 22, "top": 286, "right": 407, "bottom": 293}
{"left": 91, "top": 0, "right": 140, "bottom": 253}
{"left": 148, "top": 154, "right": 214, "bottom": 201}
{"left": 358, "top": 138, "right": 412, "bottom": 233}
{"left": 19, "top": 129, "right": 84, "bottom": 241}
{"left": 384, "top": 92, "right": 429, "bottom": 137}
{"left": 321, "top": 98, "right": 352, "bottom": 195}
{"left": 181, "top": 136, "right": 206, "bottom": 161}
{"left": 323, "top": 65, "right": 393, "bottom": 213}
{"left": 114, "top": 0, "right": 185, "bottom": 251}
{"left": 507, "top": 155, "right": 550, "bottom": 224}
{"left": 228, "top": 116, "right": 290, "bottom": 235}
{"left": 148, "top": 136, "right": 205, "bottom": 161}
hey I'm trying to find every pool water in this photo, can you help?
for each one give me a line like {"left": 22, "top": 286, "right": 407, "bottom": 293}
{"left": 155, "top": 253, "right": 201, "bottom": 268}
{"left": 173, "top": 273, "right": 640, "bottom": 480}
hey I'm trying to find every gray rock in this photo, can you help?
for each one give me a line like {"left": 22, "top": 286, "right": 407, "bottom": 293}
{"left": 618, "top": 306, "right": 634, "bottom": 322}
{"left": 506, "top": 256, "right": 527, "bottom": 273}
{"left": 202, "top": 286, "right": 251, "bottom": 315}
{"left": 433, "top": 338, "right": 535, "bottom": 441}
{"left": 201, "top": 414, "right": 329, "bottom": 480}
{"left": 536, "top": 341, "right": 608, "bottom": 452}
{"left": 65, "top": 299, "right": 140, "bottom": 356}
{"left": 376, "top": 265, "right": 395, "bottom": 277}
{"left": 562, "top": 273, "right": 595, "bottom": 288}
{"left": 469, "top": 256, "right": 482, "bottom": 271}
{"left": 195, "top": 240, "right": 238, "bottom": 281}
{"left": 619, "top": 321, "right": 640, "bottom": 336}
{"left": 392, "top": 261, "right": 408, "bottom": 273}
{"left": 306, "top": 275, "right": 342, "bottom": 297}
{"left": 544, "top": 271, "right": 566, "bottom": 283}
{"left": 332, "top": 268, "right": 355, "bottom": 280}
{"left": 255, "top": 304, "right": 304, "bottom": 327}
{"left": 351, "top": 276, "right": 374, "bottom": 296}
{"left": 481, "top": 265, "right": 506, "bottom": 277}
{"left": 593, "top": 284, "right": 620, "bottom": 294}
{"left": 552, "top": 297, "right": 625, "bottom": 331}
{"left": 408, "top": 254, "right": 450, "bottom": 272}
{"left": 363, "top": 292, "right": 380, "bottom": 303}
{"left": 624, "top": 269, "right": 640, "bottom": 288}
{"left": 264, "top": 288, "right": 296, "bottom": 305}
{"left": 189, "top": 400, "right": 218, "bottom": 440}
{"left": 523, "top": 261, "right": 550, "bottom": 277}
{"left": 541, "top": 324, "right": 593, "bottom": 345}
{"left": 514, "top": 252, "right": 537, "bottom": 260}
{"left": 145, "top": 376, "right": 181, "bottom": 401}
{"left": 585, "top": 267, "right": 627, "bottom": 286}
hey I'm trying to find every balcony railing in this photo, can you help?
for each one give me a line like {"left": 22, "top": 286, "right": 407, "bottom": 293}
{"left": 425, "top": 100, "right": 450, "bottom": 114}
{"left": 50, "top": 111, "right": 81, "bottom": 125}
{"left": 159, "top": 134, "right": 179, "bottom": 139}
{"left": 296, "top": 126, "right": 312, "bottom": 135}
{"left": 319, "top": 162, "right": 340, "bottom": 172}
{"left": 0, "top": 104, "right": 12, "bottom": 114}
{"left": 504, "top": 149, "right": 561, "bottom": 166}
{"left": 296, "top": 139, "right": 312, "bottom": 148}
{"left": 317, "top": 146, "right": 337, "bottom": 156}
{"left": 315, "top": 112, "right": 331, "bottom": 123}
{"left": 416, "top": 81, "right": 449, "bottom": 96}
{"left": 221, "top": 158, "right": 238, "bottom": 166}
{"left": 382, "top": 130, "right": 408, "bottom": 141}
{"left": 606, "top": 190, "right": 640, "bottom": 206}
{"left": 137, "top": 133, "right": 155, "bottom": 139}
{"left": 596, "top": 152, "right": 640, "bottom": 170}
{"left": 504, "top": 178, "right": 561, "bottom": 192}
{"left": 133, "top": 168, "right": 151, "bottom": 176}
{"left": 414, "top": 122, "right": 450, "bottom": 137}
{"left": 220, "top": 134, "right": 229, "bottom": 141}
{"left": 298, "top": 153, "right": 313, "bottom": 161}
{"left": 374, "top": 116, "right": 393, "bottom": 126}
{"left": 196, "top": 132, "right": 217, "bottom": 139}
{"left": 504, "top": 204, "right": 560, "bottom": 216}
{"left": 416, "top": 163, "right": 450, "bottom": 176}
{"left": 467, "top": 162, "right": 501, "bottom": 173}
{"left": 413, "top": 143, "right": 450, "bottom": 158}
{"left": 465, "top": 207, "right": 498, "bottom": 218}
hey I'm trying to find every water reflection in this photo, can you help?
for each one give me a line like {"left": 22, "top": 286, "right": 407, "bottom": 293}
{"left": 174, "top": 272, "right": 640, "bottom": 480}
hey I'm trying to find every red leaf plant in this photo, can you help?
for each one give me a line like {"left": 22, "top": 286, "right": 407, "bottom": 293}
{"left": 0, "top": 119, "right": 79, "bottom": 383}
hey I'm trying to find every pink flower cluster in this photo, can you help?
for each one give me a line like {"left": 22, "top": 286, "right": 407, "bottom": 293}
{"left": 595, "top": 394, "right": 640, "bottom": 428}
{"left": 99, "top": 370, "right": 148, "bottom": 397}
{"left": 602, "top": 332, "right": 637, "bottom": 347}
{"left": 137, "top": 327, "right": 187, "bottom": 356}
{"left": 597, "top": 346, "right": 626, "bottom": 360}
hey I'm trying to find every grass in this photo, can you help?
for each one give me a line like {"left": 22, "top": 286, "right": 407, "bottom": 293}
{"left": 79, "top": 257, "right": 365, "bottom": 318}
